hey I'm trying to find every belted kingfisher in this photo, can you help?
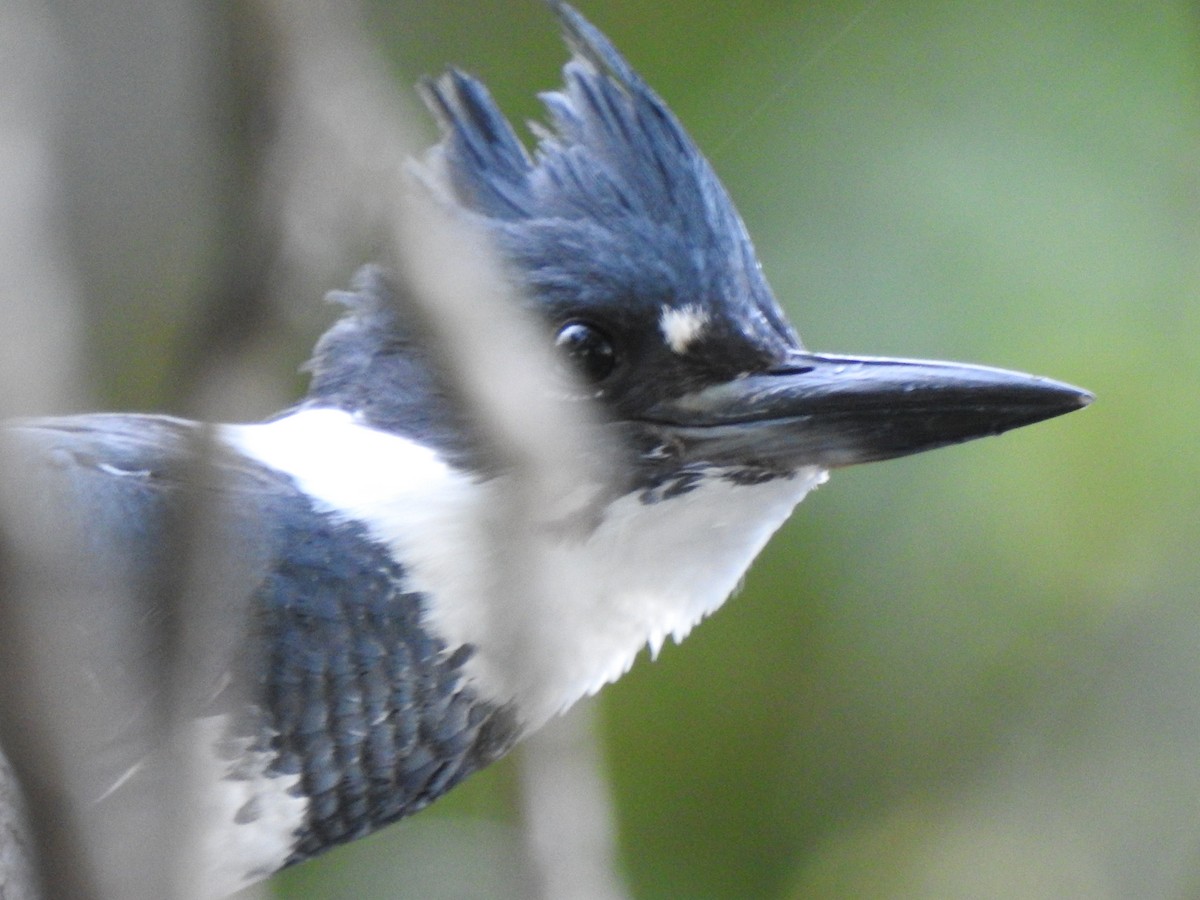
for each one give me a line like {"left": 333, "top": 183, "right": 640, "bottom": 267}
{"left": 3, "top": 4, "right": 1090, "bottom": 895}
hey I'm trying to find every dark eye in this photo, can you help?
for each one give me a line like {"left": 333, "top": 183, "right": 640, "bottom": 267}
{"left": 554, "top": 321, "right": 617, "bottom": 384}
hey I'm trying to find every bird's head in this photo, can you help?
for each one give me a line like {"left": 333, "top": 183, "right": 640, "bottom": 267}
{"left": 280, "top": 1, "right": 1093, "bottom": 729}
{"left": 308, "top": 3, "right": 1090, "bottom": 494}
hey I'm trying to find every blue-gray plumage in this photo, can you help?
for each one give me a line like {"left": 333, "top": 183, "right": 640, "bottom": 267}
{"left": 2, "top": 4, "right": 1091, "bottom": 895}
{"left": 8, "top": 411, "right": 517, "bottom": 885}
{"left": 421, "top": 7, "right": 797, "bottom": 409}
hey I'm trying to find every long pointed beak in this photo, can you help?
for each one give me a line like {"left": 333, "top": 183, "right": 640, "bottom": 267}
{"left": 641, "top": 352, "right": 1093, "bottom": 469}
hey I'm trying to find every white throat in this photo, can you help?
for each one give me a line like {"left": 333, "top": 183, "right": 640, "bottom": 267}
{"left": 225, "top": 408, "right": 826, "bottom": 731}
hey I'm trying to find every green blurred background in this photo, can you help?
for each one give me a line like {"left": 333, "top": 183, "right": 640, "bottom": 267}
{"left": 29, "top": 0, "right": 1199, "bottom": 897}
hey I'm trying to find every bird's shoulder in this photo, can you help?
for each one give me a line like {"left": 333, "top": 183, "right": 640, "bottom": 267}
{"left": 3, "top": 411, "right": 521, "bottom": 886}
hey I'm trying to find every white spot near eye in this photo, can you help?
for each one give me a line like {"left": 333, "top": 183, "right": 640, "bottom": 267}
{"left": 659, "top": 304, "right": 710, "bottom": 355}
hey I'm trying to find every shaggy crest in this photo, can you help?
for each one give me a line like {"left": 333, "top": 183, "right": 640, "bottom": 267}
{"left": 416, "top": 3, "right": 800, "bottom": 361}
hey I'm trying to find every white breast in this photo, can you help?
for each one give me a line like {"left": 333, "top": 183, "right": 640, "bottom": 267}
{"left": 225, "top": 409, "right": 826, "bottom": 731}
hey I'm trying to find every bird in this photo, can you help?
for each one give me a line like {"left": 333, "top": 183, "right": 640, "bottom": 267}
{"left": 1, "top": 3, "right": 1091, "bottom": 896}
